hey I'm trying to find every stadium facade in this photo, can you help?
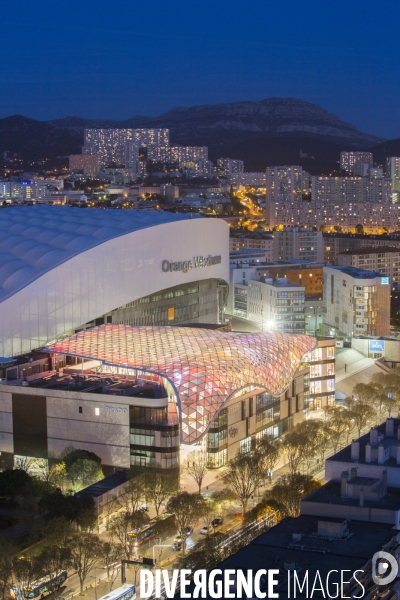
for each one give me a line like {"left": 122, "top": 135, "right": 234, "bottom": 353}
{"left": 0, "top": 206, "right": 229, "bottom": 358}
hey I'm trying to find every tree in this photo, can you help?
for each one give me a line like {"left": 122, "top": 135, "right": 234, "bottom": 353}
{"left": 198, "top": 498, "right": 218, "bottom": 535}
{"left": 109, "top": 510, "right": 149, "bottom": 561}
{"left": 222, "top": 451, "right": 268, "bottom": 514}
{"left": 103, "top": 541, "right": 123, "bottom": 591}
{"left": 145, "top": 471, "right": 177, "bottom": 517}
{"left": 211, "top": 488, "right": 237, "bottom": 518}
{"left": 38, "top": 491, "right": 96, "bottom": 530}
{"left": 11, "top": 556, "right": 43, "bottom": 600}
{"left": 38, "top": 545, "right": 72, "bottom": 600}
{"left": 256, "top": 436, "right": 281, "bottom": 479}
{"left": 0, "top": 469, "right": 33, "bottom": 500}
{"left": 283, "top": 420, "right": 324, "bottom": 475}
{"left": 123, "top": 475, "right": 146, "bottom": 513}
{"left": 67, "top": 459, "right": 103, "bottom": 490}
{"left": 182, "top": 450, "right": 209, "bottom": 495}
{"left": 267, "top": 473, "right": 321, "bottom": 517}
{"left": 350, "top": 403, "right": 375, "bottom": 438}
{"left": 355, "top": 223, "right": 364, "bottom": 234}
{"left": 0, "top": 540, "right": 13, "bottom": 600}
{"left": 352, "top": 383, "right": 376, "bottom": 407}
{"left": 166, "top": 492, "right": 200, "bottom": 554}
{"left": 69, "top": 533, "right": 104, "bottom": 594}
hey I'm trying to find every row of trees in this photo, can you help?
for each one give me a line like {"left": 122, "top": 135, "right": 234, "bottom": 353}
{"left": 0, "top": 518, "right": 122, "bottom": 599}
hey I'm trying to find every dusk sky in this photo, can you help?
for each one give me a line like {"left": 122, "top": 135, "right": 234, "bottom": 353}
{"left": 2, "top": 0, "right": 399, "bottom": 138}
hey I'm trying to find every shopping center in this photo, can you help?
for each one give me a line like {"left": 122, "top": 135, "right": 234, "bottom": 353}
{"left": 0, "top": 324, "right": 315, "bottom": 471}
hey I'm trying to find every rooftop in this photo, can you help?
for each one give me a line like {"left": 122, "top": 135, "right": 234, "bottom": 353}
{"left": 45, "top": 324, "right": 315, "bottom": 444}
{"left": 327, "top": 418, "right": 400, "bottom": 468}
{"left": 187, "top": 515, "right": 395, "bottom": 599}
{"left": 23, "top": 372, "right": 166, "bottom": 399}
{"left": 76, "top": 470, "right": 128, "bottom": 498}
{"left": 304, "top": 480, "right": 400, "bottom": 510}
{"left": 0, "top": 206, "right": 203, "bottom": 302}
{"left": 338, "top": 246, "right": 400, "bottom": 256}
{"left": 324, "top": 265, "right": 386, "bottom": 279}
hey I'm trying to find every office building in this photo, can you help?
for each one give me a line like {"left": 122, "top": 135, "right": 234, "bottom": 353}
{"left": 323, "top": 265, "right": 391, "bottom": 337}
{"left": 0, "top": 325, "right": 315, "bottom": 471}
{"left": 338, "top": 246, "right": 400, "bottom": 292}
{"left": 340, "top": 151, "right": 373, "bottom": 176}
{"left": 0, "top": 206, "right": 229, "bottom": 358}
{"left": 247, "top": 278, "right": 305, "bottom": 334}
{"left": 272, "top": 227, "right": 323, "bottom": 262}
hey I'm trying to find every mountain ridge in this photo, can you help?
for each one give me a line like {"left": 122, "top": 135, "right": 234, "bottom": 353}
{"left": 0, "top": 98, "right": 389, "bottom": 173}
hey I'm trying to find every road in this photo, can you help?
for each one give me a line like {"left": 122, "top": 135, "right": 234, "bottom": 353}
{"left": 60, "top": 508, "right": 246, "bottom": 600}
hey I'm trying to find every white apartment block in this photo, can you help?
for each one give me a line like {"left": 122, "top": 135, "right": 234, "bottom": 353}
{"left": 340, "top": 151, "right": 373, "bottom": 176}
{"left": 272, "top": 227, "right": 323, "bottom": 262}
{"left": 323, "top": 265, "right": 391, "bottom": 337}
{"left": 146, "top": 146, "right": 208, "bottom": 166}
{"left": 229, "top": 172, "right": 266, "bottom": 186}
{"left": 217, "top": 158, "right": 244, "bottom": 176}
{"left": 247, "top": 278, "right": 305, "bottom": 334}
{"left": 338, "top": 246, "right": 400, "bottom": 293}
{"left": 266, "top": 165, "right": 306, "bottom": 203}
{"left": 312, "top": 176, "right": 392, "bottom": 204}
{"left": 268, "top": 200, "right": 400, "bottom": 232}
{"left": 229, "top": 233, "right": 273, "bottom": 256}
{"left": 83, "top": 128, "right": 169, "bottom": 167}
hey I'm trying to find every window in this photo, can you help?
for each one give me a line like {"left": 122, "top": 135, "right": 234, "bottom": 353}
{"left": 207, "top": 449, "right": 227, "bottom": 468}
{"left": 240, "top": 436, "right": 252, "bottom": 455}
{"left": 79, "top": 406, "right": 82, "bottom": 414}
{"left": 130, "top": 429, "right": 155, "bottom": 447}
{"left": 95, "top": 407, "right": 100, "bottom": 416}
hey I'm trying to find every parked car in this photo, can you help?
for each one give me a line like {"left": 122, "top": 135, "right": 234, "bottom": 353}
{"left": 185, "top": 526, "right": 193, "bottom": 536}
{"left": 173, "top": 534, "right": 183, "bottom": 543}
{"left": 200, "top": 526, "right": 209, "bottom": 535}
{"left": 172, "top": 540, "right": 183, "bottom": 551}
{"left": 211, "top": 518, "right": 223, "bottom": 528}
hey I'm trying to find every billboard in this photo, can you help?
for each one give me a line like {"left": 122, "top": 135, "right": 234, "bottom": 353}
{"left": 369, "top": 339, "right": 385, "bottom": 353}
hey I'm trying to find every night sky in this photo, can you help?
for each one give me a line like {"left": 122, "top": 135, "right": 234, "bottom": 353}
{"left": 2, "top": 0, "right": 399, "bottom": 138}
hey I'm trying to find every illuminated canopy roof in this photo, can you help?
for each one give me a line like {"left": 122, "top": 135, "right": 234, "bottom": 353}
{"left": 46, "top": 324, "right": 316, "bottom": 444}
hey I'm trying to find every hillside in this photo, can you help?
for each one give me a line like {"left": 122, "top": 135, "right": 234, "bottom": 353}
{"left": 0, "top": 98, "right": 386, "bottom": 171}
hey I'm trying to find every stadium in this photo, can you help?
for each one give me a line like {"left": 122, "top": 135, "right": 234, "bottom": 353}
{"left": 0, "top": 206, "right": 229, "bottom": 358}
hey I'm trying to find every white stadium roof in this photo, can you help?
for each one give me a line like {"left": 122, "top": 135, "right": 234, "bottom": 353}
{"left": 0, "top": 206, "right": 228, "bottom": 357}
{"left": 0, "top": 206, "right": 202, "bottom": 302}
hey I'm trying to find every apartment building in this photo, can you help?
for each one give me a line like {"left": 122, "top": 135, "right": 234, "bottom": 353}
{"left": 272, "top": 227, "right": 323, "bottom": 262}
{"left": 340, "top": 151, "right": 373, "bottom": 176}
{"left": 338, "top": 246, "right": 400, "bottom": 292}
{"left": 323, "top": 265, "right": 391, "bottom": 337}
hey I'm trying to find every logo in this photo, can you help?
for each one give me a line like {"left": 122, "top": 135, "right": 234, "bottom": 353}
{"left": 372, "top": 551, "right": 398, "bottom": 585}
{"left": 106, "top": 405, "right": 128, "bottom": 414}
{"left": 228, "top": 427, "right": 239, "bottom": 438}
{"left": 381, "top": 277, "right": 389, "bottom": 284}
{"left": 162, "top": 255, "right": 221, "bottom": 273}
{"left": 369, "top": 339, "right": 385, "bottom": 352}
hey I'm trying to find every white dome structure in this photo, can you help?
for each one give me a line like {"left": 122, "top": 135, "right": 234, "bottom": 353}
{"left": 0, "top": 206, "right": 229, "bottom": 357}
